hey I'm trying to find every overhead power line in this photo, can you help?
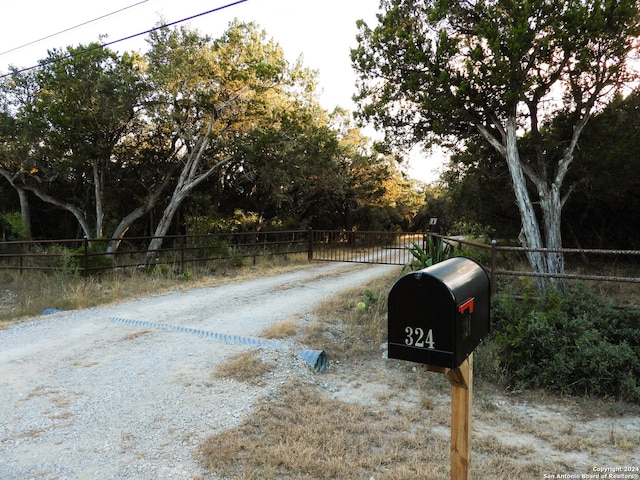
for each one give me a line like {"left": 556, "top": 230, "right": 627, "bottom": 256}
{"left": 0, "top": 0, "right": 250, "bottom": 79}
{"left": 0, "top": 0, "right": 151, "bottom": 58}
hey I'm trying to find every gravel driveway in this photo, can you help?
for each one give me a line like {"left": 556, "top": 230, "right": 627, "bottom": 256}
{"left": 0, "top": 261, "right": 398, "bottom": 480}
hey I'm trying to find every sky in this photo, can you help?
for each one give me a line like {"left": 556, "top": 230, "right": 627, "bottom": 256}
{"left": 0, "top": 0, "right": 445, "bottom": 182}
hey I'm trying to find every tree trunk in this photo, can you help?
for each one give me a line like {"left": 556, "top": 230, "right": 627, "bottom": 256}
{"left": 142, "top": 152, "right": 233, "bottom": 265}
{"left": 16, "top": 186, "right": 32, "bottom": 240}
{"left": 503, "top": 118, "right": 548, "bottom": 290}
{"left": 141, "top": 117, "right": 232, "bottom": 266}
{"left": 538, "top": 182, "right": 566, "bottom": 291}
{"left": 105, "top": 164, "right": 179, "bottom": 255}
{"left": 143, "top": 191, "right": 185, "bottom": 265}
{"left": 92, "top": 159, "right": 104, "bottom": 239}
{"left": 479, "top": 116, "right": 567, "bottom": 291}
{"left": 0, "top": 169, "right": 33, "bottom": 239}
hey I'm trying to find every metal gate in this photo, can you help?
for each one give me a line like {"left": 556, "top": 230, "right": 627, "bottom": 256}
{"left": 308, "top": 230, "right": 426, "bottom": 266}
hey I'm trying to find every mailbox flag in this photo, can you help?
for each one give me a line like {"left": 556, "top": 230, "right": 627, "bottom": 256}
{"left": 458, "top": 298, "right": 475, "bottom": 315}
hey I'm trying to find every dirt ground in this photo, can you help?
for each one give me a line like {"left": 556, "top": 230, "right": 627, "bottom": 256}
{"left": 0, "top": 261, "right": 638, "bottom": 479}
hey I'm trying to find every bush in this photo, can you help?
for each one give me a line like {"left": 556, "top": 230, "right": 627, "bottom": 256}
{"left": 1, "top": 212, "right": 29, "bottom": 239}
{"left": 62, "top": 242, "right": 114, "bottom": 273}
{"left": 403, "top": 237, "right": 455, "bottom": 271}
{"left": 489, "top": 284, "right": 640, "bottom": 403}
{"left": 187, "top": 236, "right": 232, "bottom": 260}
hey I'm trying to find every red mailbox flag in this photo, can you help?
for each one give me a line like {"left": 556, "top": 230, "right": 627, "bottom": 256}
{"left": 458, "top": 298, "right": 474, "bottom": 315}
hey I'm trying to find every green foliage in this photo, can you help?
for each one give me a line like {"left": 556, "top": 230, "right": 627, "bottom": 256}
{"left": 1, "top": 18, "right": 424, "bottom": 242}
{"left": 403, "top": 236, "right": 454, "bottom": 271}
{"left": 353, "top": 0, "right": 640, "bottom": 288}
{"left": 1, "top": 212, "right": 28, "bottom": 239}
{"left": 563, "top": 89, "right": 640, "bottom": 249}
{"left": 490, "top": 284, "right": 640, "bottom": 403}
{"left": 356, "top": 288, "right": 378, "bottom": 312}
{"left": 185, "top": 236, "right": 232, "bottom": 260}
{"left": 63, "top": 243, "right": 114, "bottom": 273}
{"left": 229, "top": 250, "right": 245, "bottom": 268}
{"left": 439, "top": 140, "right": 520, "bottom": 240}
{"left": 441, "top": 89, "right": 640, "bottom": 249}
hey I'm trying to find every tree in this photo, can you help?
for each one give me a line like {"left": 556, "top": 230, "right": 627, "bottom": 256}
{"left": 0, "top": 45, "right": 151, "bottom": 245}
{"left": 562, "top": 89, "right": 640, "bottom": 249}
{"left": 439, "top": 139, "right": 519, "bottom": 238}
{"left": 320, "top": 110, "right": 423, "bottom": 231}
{"left": 0, "top": 105, "right": 32, "bottom": 239}
{"left": 352, "top": 0, "right": 640, "bottom": 289}
{"left": 222, "top": 102, "right": 342, "bottom": 228}
{"left": 141, "top": 21, "right": 320, "bottom": 263}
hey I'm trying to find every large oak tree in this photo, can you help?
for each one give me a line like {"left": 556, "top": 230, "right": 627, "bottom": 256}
{"left": 0, "top": 46, "right": 149, "bottom": 244}
{"left": 352, "top": 0, "right": 640, "bottom": 289}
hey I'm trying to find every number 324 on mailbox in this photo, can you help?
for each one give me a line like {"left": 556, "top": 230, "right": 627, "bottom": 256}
{"left": 388, "top": 257, "right": 490, "bottom": 369}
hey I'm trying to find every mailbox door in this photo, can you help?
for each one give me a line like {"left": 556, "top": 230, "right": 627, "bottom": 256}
{"left": 425, "top": 258, "right": 490, "bottom": 366}
{"left": 388, "top": 272, "right": 457, "bottom": 367}
{"left": 388, "top": 257, "right": 490, "bottom": 369}
{"left": 418, "top": 257, "right": 490, "bottom": 366}
{"left": 454, "top": 277, "right": 490, "bottom": 366}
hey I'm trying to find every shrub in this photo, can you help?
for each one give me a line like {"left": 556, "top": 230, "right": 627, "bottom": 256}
{"left": 1, "top": 212, "right": 29, "bottom": 239}
{"left": 490, "top": 283, "right": 640, "bottom": 403}
{"left": 62, "top": 242, "right": 114, "bottom": 273}
{"left": 188, "top": 236, "right": 232, "bottom": 260}
{"left": 403, "top": 236, "right": 455, "bottom": 271}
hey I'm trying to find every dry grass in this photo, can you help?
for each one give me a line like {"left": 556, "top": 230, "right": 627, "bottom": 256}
{"left": 197, "top": 377, "right": 557, "bottom": 480}
{"left": 212, "top": 351, "right": 276, "bottom": 387}
{"left": 198, "top": 379, "right": 451, "bottom": 480}
{"left": 197, "top": 268, "right": 639, "bottom": 479}
{"left": 299, "top": 271, "right": 394, "bottom": 362}
{"left": 0, "top": 256, "right": 311, "bottom": 328}
{"left": 261, "top": 316, "right": 299, "bottom": 339}
{"left": 18, "top": 386, "right": 59, "bottom": 403}
{"left": 121, "top": 330, "right": 151, "bottom": 341}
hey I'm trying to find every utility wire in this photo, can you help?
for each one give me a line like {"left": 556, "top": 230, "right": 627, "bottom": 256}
{"left": 0, "top": 0, "right": 250, "bottom": 79}
{"left": 0, "top": 0, "right": 151, "bottom": 58}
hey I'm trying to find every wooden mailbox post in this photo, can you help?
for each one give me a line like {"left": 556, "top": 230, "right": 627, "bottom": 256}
{"left": 388, "top": 257, "right": 490, "bottom": 479}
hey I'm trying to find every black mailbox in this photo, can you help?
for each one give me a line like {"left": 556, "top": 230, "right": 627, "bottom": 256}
{"left": 388, "top": 257, "right": 490, "bottom": 369}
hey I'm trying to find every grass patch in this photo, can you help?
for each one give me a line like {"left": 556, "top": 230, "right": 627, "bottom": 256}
{"left": 0, "top": 256, "right": 311, "bottom": 328}
{"left": 197, "top": 267, "right": 638, "bottom": 478}
{"left": 212, "top": 351, "right": 276, "bottom": 387}
{"left": 197, "top": 378, "right": 556, "bottom": 479}
{"left": 261, "top": 316, "right": 299, "bottom": 339}
{"left": 300, "top": 270, "right": 398, "bottom": 362}
{"left": 121, "top": 330, "right": 151, "bottom": 341}
{"left": 198, "top": 379, "right": 451, "bottom": 480}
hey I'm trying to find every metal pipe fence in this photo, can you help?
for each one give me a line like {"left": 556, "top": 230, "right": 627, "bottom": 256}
{"left": 309, "top": 230, "right": 640, "bottom": 289}
{"left": 0, "top": 230, "right": 638, "bottom": 290}
{"left": 0, "top": 230, "right": 310, "bottom": 276}
{"left": 424, "top": 234, "right": 640, "bottom": 298}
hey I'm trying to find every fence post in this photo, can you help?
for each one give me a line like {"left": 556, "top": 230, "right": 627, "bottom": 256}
{"left": 83, "top": 237, "right": 89, "bottom": 278}
{"left": 307, "top": 228, "right": 313, "bottom": 261}
{"left": 252, "top": 232, "right": 257, "bottom": 266}
{"left": 19, "top": 241, "right": 23, "bottom": 275}
{"left": 490, "top": 240, "right": 497, "bottom": 295}
{"left": 181, "top": 235, "right": 186, "bottom": 275}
